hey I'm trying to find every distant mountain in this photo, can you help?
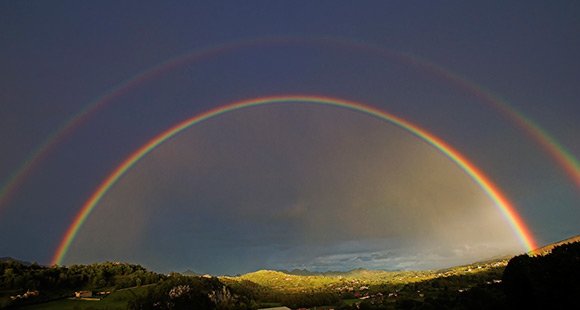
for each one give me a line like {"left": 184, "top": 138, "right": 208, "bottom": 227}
{"left": 530, "top": 234, "right": 580, "bottom": 256}
{"left": 181, "top": 269, "right": 201, "bottom": 276}
{"left": 269, "top": 234, "right": 580, "bottom": 277}
{"left": 0, "top": 257, "right": 32, "bottom": 266}
{"left": 279, "top": 268, "right": 320, "bottom": 276}
{"left": 277, "top": 268, "right": 353, "bottom": 276}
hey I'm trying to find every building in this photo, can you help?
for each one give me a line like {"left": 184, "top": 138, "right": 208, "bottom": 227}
{"left": 75, "top": 291, "right": 93, "bottom": 298}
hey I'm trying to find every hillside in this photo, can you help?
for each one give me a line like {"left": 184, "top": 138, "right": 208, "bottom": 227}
{"left": 529, "top": 234, "right": 580, "bottom": 256}
{"left": 225, "top": 254, "right": 515, "bottom": 291}
{"left": 229, "top": 268, "right": 437, "bottom": 289}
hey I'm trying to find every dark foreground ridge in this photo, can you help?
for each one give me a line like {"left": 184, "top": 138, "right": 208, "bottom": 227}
{"left": 1, "top": 238, "right": 579, "bottom": 309}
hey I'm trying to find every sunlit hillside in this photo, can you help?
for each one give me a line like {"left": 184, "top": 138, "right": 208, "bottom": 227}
{"left": 529, "top": 235, "right": 580, "bottom": 256}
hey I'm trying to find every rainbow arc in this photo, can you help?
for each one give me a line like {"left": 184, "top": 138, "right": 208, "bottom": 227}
{"left": 51, "top": 95, "right": 538, "bottom": 266}
{"left": 2, "top": 36, "right": 577, "bottom": 217}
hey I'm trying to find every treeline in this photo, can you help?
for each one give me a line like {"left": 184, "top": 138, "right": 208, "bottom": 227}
{"left": 1, "top": 260, "right": 162, "bottom": 291}
{"left": 1, "top": 260, "right": 163, "bottom": 308}
{"left": 503, "top": 241, "right": 580, "bottom": 308}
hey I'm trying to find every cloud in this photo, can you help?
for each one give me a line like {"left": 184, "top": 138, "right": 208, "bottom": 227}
{"left": 276, "top": 239, "right": 520, "bottom": 271}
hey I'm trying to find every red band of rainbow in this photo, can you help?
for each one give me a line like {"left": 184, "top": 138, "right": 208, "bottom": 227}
{"left": 51, "top": 95, "right": 538, "bottom": 265}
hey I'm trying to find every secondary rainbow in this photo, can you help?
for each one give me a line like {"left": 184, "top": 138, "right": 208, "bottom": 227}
{"left": 333, "top": 38, "right": 580, "bottom": 188}
{"left": 51, "top": 95, "right": 538, "bottom": 265}
{"left": 398, "top": 51, "right": 580, "bottom": 188}
{"left": 0, "top": 38, "right": 273, "bottom": 211}
{"left": 3, "top": 36, "right": 577, "bottom": 215}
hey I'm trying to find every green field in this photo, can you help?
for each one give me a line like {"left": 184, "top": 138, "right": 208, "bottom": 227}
{"left": 21, "top": 286, "right": 150, "bottom": 310}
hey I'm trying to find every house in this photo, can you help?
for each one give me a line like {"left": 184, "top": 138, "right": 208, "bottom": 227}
{"left": 75, "top": 291, "right": 93, "bottom": 298}
{"left": 23, "top": 290, "right": 39, "bottom": 297}
{"left": 10, "top": 290, "right": 39, "bottom": 300}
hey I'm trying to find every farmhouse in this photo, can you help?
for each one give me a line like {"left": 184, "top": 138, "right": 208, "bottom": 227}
{"left": 9, "top": 290, "right": 39, "bottom": 300}
{"left": 75, "top": 290, "right": 93, "bottom": 298}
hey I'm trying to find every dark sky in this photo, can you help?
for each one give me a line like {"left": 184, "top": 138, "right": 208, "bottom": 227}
{"left": 1, "top": 1, "right": 578, "bottom": 274}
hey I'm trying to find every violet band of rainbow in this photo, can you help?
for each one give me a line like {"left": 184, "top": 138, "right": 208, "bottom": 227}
{"left": 51, "top": 95, "right": 538, "bottom": 266}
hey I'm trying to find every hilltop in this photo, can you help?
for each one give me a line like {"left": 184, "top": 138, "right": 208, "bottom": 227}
{"left": 529, "top": 234, "right": 580, "bottom": 256}
{"left": 0, "top": 257, "right": 32, "bottom": 266}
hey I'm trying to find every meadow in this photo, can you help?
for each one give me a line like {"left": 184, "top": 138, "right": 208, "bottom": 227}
{"left": 20, "top": 286, "right": 150, "bottom": 310}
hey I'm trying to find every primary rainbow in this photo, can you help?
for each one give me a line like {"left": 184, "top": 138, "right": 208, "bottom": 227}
{"left": 51, "top": 95, "right": 538, "bottom": 265}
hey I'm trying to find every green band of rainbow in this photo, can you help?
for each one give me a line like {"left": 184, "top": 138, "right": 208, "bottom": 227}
{"left": 51, "top": 95, "right": 537, "bottom": 265}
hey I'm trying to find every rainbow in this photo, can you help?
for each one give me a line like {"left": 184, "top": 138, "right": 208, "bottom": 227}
{"left": 3, "top": 36, "right": 577, "bottom": 214}
{"left": 51, "top": 95, "right": 538, "bottom": 266}
{"left": 0, "top": 37, "right": 274, "bottom": 212}
{"left": 328, "top": 38, "right": 580, "bottom": 188}
{"left": 395, "top": 51, "right": 580, "bottom": 189}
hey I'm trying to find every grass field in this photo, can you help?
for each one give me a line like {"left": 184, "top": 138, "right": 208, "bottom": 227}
{"left": 21, "top": 286, "right": 150, "bottom": 310}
